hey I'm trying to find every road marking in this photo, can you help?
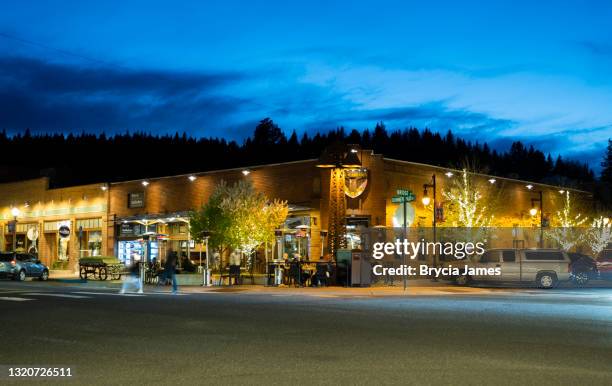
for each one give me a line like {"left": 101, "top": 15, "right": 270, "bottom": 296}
{"left": 77, "top": 291, "right": 145, "bottom": 297}
{"left": 147, "top": 291, "right": 189, "bottom": 296}
{"left": 0, "top": 296, "right": 34, "bottom": 301}
{"left": 26, "top": 292, "right": 91, "bottom": 299}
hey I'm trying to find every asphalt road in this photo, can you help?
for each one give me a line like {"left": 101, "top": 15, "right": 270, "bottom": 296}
{"left": 1, "top": 281, "right": 611, "bottom": 385}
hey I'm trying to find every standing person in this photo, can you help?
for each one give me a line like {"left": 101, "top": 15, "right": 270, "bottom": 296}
{"left": 229, "top": 249, "right": 241, "bottom": 285}
{"left": 120, "top": 258, "right": 143, "bottom": 294}
{"left": 165, "top": 251, "right": 178, "bottom": 294}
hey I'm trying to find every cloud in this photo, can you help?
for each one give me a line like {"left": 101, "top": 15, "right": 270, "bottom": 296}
{"left": 283, "top": 99, "right": 515, "bottom": 140}
{"left": 0, "top": 56, "right": 250, "bottom": 134}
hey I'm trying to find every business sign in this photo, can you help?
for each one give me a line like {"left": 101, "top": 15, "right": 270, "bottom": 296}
{"left": 128, "top": 192, "right": 145, "bottom": 208}
{"left": 120, "top": 223, "right": 134, "bottom": 236}
{"left": 344, "top": 168, "right": 368, "bottom": 198}
{"left": 59, "top": 225, "right": 71, "bottom": 238}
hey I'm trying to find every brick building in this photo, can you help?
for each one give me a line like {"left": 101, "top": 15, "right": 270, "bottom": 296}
{"left": 0, "top": 178, "right": 108, "bottom": 269}
{"left": 0, "top": 148, "right": 590, "bottom": 270}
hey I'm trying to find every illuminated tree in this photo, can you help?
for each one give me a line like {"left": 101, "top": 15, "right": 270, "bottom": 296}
{"left": 442, "top": 169, "right": 494, "bottom": 227}
{"left": 191, "top": 180, "right": 288, "bottom": 269}
{"left": 587, "top": 216, "right": 611, "bottom": 256}
{"left": 190, "top": 181, "right": 235, "bottom": 270}
{"left": 545, "top": 191, "right": 588, "bottom": 250}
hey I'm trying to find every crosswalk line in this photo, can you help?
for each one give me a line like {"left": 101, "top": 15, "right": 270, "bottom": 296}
{"left": 0, "top": 296, "right": 34, "bottom": 302}
{"left": 26, "top": 292, "right": 91, "bottom": 299}
{"left": 77, "top": 291, "right": 145, "bottom": 297}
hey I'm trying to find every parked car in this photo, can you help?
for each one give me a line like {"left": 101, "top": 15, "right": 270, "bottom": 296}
{"left": 0, "top": 252, "right": 49, "bottom": 281}
{"left": 454, "top": 248, "right": 571, "bottom": 288}
{"left": 567, "top": 252, "right": 598, "bottom": 286}
{"left": 596, "top": 249, "right": 612, "bottom": 280}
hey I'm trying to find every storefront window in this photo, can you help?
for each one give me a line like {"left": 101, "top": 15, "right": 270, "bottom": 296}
{"left": 117, "top": 240, "right": 159, "bottom": 266}
{"left": 76, "top": 218, "right": 103, "bottom": 258}
{"left": 281, "top": 216, "right": 311, "bottom": 259}
{"left": 87, "top": 231, "right": 102, "bottom": 256}
{"left": 346, "top": 217, "right": 370, "bottom": 250}
{"left": 4, "top": 223, "right": 39, "bottom": 254}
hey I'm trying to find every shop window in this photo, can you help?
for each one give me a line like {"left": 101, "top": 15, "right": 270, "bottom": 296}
{"left": 169, "top": 223, "right": 188, "bottom": 235}
{"left": 5, "top": 224, "right": 38, "bottom": 254}
{"left": 77, "top": 218, "right": 101, "bottom": 230}
{"left": 281, "top": 216, "right": 311, "bottom": 259}
{"left": 117, "top": 240, "right": 159, "bottom": 266}
{"left": 346, "top": 217, "right": 369, "bottom": 250}
{"left": 85, "top": 231, "right": 102, "bottom": 257}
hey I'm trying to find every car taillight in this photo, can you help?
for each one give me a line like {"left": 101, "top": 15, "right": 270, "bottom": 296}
{"left": 10, "top": 259, "right": 16, "bottom": 267}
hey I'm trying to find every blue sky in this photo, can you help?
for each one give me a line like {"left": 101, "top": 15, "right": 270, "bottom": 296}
{"left": 0, "top": 0, "right": 611, "bottom": 171}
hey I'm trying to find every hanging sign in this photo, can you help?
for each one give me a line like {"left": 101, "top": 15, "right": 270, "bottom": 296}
{"left": 59, "top": 225, "right": 71, "bottom": 238}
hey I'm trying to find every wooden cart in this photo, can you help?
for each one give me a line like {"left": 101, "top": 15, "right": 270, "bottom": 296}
{"left": 78, "top": 257, "right": 124, "bottom": 281}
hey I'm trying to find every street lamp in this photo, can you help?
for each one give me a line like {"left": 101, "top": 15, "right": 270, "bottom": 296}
{"left": 11, "top": 207, "right": 20, "bottom": 252}
{"left": 530, "top": 190, "right": 544, "bottom": 248}
{"left": 422, "top": 174, "right": 438, "bottom": 271}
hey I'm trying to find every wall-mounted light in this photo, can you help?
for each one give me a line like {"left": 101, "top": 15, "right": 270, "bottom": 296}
{"left": 101, "top": 185, "right": 108, "bottom": 191}
{"left": 11, "top": 207, "right": 20, "bottom": 218}
{"left": 242, "top": 169, "right": 251, "bottom": 176}
{"left": 188, "top": 175, "right": 197, "bottom": 182}
{"left": 559, "top": 189, "right": 565, "bottom": 194}
{"left": 142, "top": 181, "right": 149, "bottom": 187}
{"left": 526, "top": 184, "right": 533, "bottom": 190}
{"left": 488, "top": 178, "right": 496, "bottom": 184}
{"left": 445, "top": 172, "right": 454, "bottom": 178}
{"left": 529, "top": 208, "right": 538, "bottom": 216}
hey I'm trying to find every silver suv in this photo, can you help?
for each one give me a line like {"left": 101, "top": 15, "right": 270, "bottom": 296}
{"left": 456, "top": 248, "right": 571, "bottom": 288}
{"left": 0, "top": 252, "right": 49, "bottom": 281}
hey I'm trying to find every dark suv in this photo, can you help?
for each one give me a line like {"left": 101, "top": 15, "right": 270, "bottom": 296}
{"left": 0, "top": 252, "right": 49, "bottom": 281}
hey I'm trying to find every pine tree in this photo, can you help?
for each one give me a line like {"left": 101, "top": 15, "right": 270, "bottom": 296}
{"left": 601, "top": 139, "right": 612, "bottom": 184}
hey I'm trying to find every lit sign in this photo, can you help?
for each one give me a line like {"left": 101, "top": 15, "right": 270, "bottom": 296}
{"left": 128, "top": 192, "right": 145, "bottom": 208}
{"left": 344, "top": 168, "right": 368, "bottom": 198}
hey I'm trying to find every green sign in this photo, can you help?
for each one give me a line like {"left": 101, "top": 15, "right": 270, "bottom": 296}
{"left": 391, "top": 194, "right": 415, "bottom": 204}
{"left": 396, "top": 188, "right": 413, "bottom": 196}
{"left": 392, "top": 189, "right": 415, "bottom": 203}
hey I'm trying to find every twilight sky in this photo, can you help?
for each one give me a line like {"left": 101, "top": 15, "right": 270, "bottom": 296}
{"left": 0, "top": 0, "right": 611, "bottom": 171}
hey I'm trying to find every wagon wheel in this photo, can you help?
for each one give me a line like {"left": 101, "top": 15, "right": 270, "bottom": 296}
{"left": 79, "top": 267, "right": 88, "bottom": 280}
{"left": 110, "top": 266, "right": 121, "bottom": 280}
{"left": 98, "top": 266, "right": 108, "bottom": 281}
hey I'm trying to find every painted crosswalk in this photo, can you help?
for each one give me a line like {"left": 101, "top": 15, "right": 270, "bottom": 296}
{"left": 0, "top": 296, "right": 34, "bottom": 301}
{"left": 25, "top": 292, "right": 91, "bottom": 299}
{"left": 0, "top": 290, "right": 189, "bottom": 302}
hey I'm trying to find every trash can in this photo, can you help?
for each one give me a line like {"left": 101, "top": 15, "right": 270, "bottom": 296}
{"left": 351, "top": 251, "right": 372, "bottom": 287}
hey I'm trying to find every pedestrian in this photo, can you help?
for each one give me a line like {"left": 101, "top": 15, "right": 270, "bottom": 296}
{"left": 120, "top": 258, "right": 143, "bottom": 294}
{"left": 165, "top": 251, "right": 179, "bottom": 294}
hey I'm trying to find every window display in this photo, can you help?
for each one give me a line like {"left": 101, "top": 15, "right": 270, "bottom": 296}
{"left": 117, "top": 240, "right": 158, "bottom": 266}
